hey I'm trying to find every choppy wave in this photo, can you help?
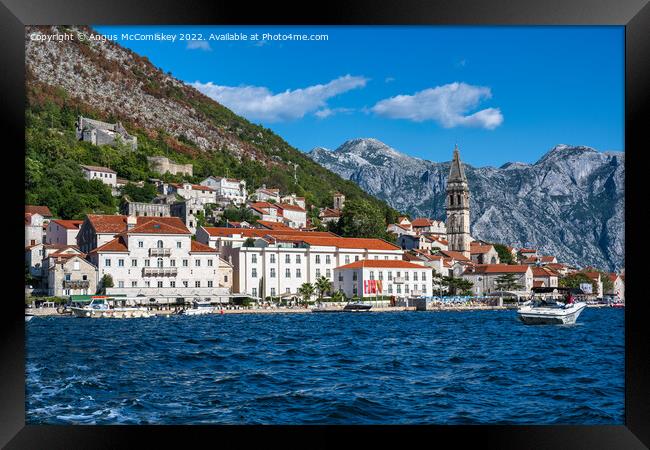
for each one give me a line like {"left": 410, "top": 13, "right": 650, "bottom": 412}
{"left": 26, "top": 309, "right": 624, "bottom": 424}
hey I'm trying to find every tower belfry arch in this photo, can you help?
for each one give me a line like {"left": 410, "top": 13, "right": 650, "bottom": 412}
{"left": 445, "top": 144, "right": 471, "bottom": 259}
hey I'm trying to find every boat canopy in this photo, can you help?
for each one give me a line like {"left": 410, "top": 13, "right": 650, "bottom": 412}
{"left": 531, "top": 286, "right": 584, "bottom": 294}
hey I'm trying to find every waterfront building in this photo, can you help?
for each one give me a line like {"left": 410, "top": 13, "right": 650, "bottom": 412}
{"left": 147, "top": 156, "right": 193, "bottom": 176}
{"left": 80, "top": 165, "right": 118, "bottom": 187}
{"left": 334, "top": 259, "right": 434, "bottom": 300}
{"left": 168, "top": 182, "right": 217, "bottom": 206}
{"left": 76, "top": 116, "right": 137, "bottom": 150}
{"left": 45, "top": 219, "right": 83, "bottom": 246}
{"left": 445, "top": 145, "right": 471, "bottom": 259}
{"left": 462, "top": 264, "right": 534, "bottom": 296}
{"left": 201, "top": 176, "right": 247, "bottom": 206}
{"left": 86, "top": 217, "right": 230, "bottom": 300}
{"left": 196, "top": 227, "right": 335, "bottom": 253}
{"left": 196, "top": 227, "right": 402, "bottom": 299}
{"left": 77, "top": 214, "right": 195, "bottom": 254}
{"left": 403, "top": 250, "right": 450, "bottom": 277}
{"left": 47, "top": 253, "right": 98, "bottom": 297}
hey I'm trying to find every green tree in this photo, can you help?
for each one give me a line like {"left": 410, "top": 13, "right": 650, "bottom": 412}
{"left": 98, "top": 274, "right": 114, "bottom": 294}
{"left": 121, "top": 182, "right": 158, "bottom": 203}
{"left": 492, "top": 243, "right": 514, "bottom": 265}
{"left": 331, "top": 290, "right": 346, "bottom": 302}
{"left": 315, "top": 276, "right": 332, "bottom": 300}
{"left": 334, "top": 199, "right": 391, "bottom": 240}
{"left": 559, "top": 272, "right": 598, "bottom": 293}
{"left": 298, "top": 282, "right": 315, "bottom": 303}
{"left": 494, "top": 273, "right": 524, "bottom": 290}
{"left": 243, "top": 237, "right": 256, "bottom": 247}
{"left": 443, "top": 275, "right": 474, "bottom": 296}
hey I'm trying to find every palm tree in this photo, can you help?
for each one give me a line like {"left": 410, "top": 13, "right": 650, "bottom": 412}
{"left": 298, "top": 282, "right": 315, "bottom": 303}
{"left": 315, "top": 276, "right": 332, "bottom": 300}
{"left": 331, "top": 290, "right": 345, "bottom": 303}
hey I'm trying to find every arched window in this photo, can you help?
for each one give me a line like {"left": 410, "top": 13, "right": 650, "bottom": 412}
{"left": 456, "top": 194, "right": 461, "bottom": 205}
{"left": 157, "top": 258, "right": 163, "bottom": 268}
{"left": 157, "top": 240, "right": 163, "bottom": 248}
{"left": 449, "top": 195, "right": 454, "bottom": 206}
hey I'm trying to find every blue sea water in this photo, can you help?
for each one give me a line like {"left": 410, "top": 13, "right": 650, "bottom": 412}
{"left": 25, "top": 309, "right": 624, "bottom": 425}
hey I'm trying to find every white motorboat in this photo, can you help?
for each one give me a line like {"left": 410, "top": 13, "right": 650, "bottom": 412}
{"left": 181, "top": 299, "right": 215, "bottom": 316}
{"left": 343, "top": 301, "right": 372, "bottom": 312}
{"left": 70, "top": 297, "right": 152, "bottom": 318}
{"left": 517, "top": 287, "right": 586, "bottom": 325}
{"left": 25, "top": 313, "right": 35, "bottom": 322}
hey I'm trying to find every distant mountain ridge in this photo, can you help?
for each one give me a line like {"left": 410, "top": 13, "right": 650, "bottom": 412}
{"left": 310, "top": 139, "right": 624, "bottom": 271}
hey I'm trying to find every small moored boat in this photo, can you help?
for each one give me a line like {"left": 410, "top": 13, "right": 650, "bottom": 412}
{"left": 517, "top": 287, "right": 586, "bottom": 325}
{"left": 343, "top": 301, "right": 372, "bottom": 312}
{"left": 180, "top": 299, "right": 215, "bottom": 316}
{"left": 70, "top": 297, "right": 152, "bottom": 318}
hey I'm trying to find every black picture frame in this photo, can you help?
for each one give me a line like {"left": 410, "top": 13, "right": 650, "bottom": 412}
{"left": 1, "top": 0, "right": 648, "bottom": 448}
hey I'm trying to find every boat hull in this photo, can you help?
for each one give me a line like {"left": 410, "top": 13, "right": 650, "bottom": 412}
{"left": 517, "top": 302, "right": 586, "bottom": 325}
{"left": 70, "top": 307, "right": 152, "bottom": 318}
{"left": 181, "top": 308, "right": 215, "bottom": 316}
{"left": 25, "top": 315, "right": 34, "bottom": 322}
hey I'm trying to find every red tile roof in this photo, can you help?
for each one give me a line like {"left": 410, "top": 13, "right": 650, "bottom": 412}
{"left": 276, "top": 235, "right": 401, "bottom": 251}
{"left": 470, "top": 243, "right": 494, "bottom": 254}
{"left": 50, "top": 219, "right": 83, "bottom": 230}
{"left": 89, "top": 236, "right": 129, "bottom": 253}
{"left": 120, "top": 219, "right": 191, "bottom": 235}
{"left": 411, "top": 218, "right": 434, "bottom": 227}
{"left": 532, "top": 267, "right": 557, "bottom": 277}
{"left": 86, "top": 215, "right": 189, "bottom": 234}
{"left": 540, "top": 256, "right": 557, "bottom": 262}
{"left": 320, "top": 208, "right": 341, "bottom": 218}
{"left": 533, "top": 280, "right": 544, "bottom": 287}
{"left": 277, "top": 202, "right": 306, "bottom": 213}
{"left": 582, "top": 271, "right": 601, "bottom": 281}
{"left": 190, "top": 240, "right": 217, "bottom": 253}
{"left": 438, "top": 250, "right": 471, "bottom": 262}
{"left": 203, "top": 228, "right": 334, "bottom": 238}
{"left": 470, "top": 264, "right": 531, "bottom": 274}
{"left": 257, "top": 220, "right": 293, "bottom": 231}
{"left": 519, "top": 248, "right": 537, "bottom": 254}
{"left": 25, "top": 205, "right": 52, "bottom": 217}
{"left": 337, "top": 259, "right": 428, "bottom": 270}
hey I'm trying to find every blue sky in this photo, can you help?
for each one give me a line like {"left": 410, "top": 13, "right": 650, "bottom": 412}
{"left": 94, "top": 26, "right": 623, "bottom": 167}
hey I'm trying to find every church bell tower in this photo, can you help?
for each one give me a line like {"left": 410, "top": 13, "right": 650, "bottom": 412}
{"left": 445, "top": 145, "right": 471, "bottom": 259}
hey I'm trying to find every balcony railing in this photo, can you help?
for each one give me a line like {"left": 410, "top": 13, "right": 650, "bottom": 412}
{"left": 142, "top": 267, "right": 178, "bottom": 277}
{"left": 149, "top": 248, "right": 171, "bottom": 257}
{"left": 63, "top": 280, "right": 90, "bottom": 289}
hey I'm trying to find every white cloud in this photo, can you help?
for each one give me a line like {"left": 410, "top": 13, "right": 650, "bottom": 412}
{"left": 186, "top": 41, "right": 211, "bottom": 51}
{"left": 371, "top": 82, "right": 503, "bottom": 129}
{"left": 191, "top": 75, "right": 367, "bottom": 122}
{"left": 314, "top": 107, "right": 353, "bottom": 119}
{"left": 385, "top": 76, "right": 395, "bottom": 83}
